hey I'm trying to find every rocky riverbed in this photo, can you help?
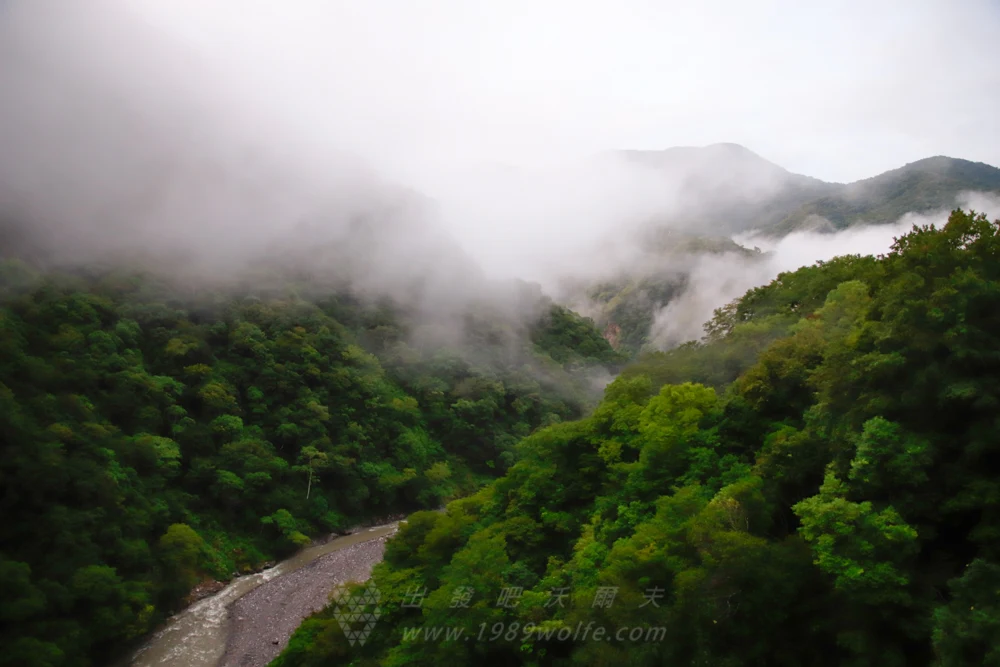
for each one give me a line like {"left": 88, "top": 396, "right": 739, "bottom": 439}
{"left": 120, "top": 522, "right": 400, "bottom": 667}
{"left": 220, "top": 533, "right": 392, "bottom": 667}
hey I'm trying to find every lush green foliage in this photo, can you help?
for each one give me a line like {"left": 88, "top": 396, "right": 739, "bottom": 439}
{"left": 529, "top": 305, "right": 627, "bottom": 368}
{"left": 622, "top": 252, "right": 881, "bottom": 388}
{"left": 277, "top": 209, "right": 1000, "bottom": 666}
{"left": 0, "top": 266, "right": 617, "bottom": 666}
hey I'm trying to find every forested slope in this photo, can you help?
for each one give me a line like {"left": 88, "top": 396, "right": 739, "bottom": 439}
{"left": 771, "top": 156, "right": 1000, "bottom": 235}
{"left": 276, "top": 209, "right": 1000, "bottom": 666}
{"left": 0, "top": 263, "right": 619, "bottom": 666}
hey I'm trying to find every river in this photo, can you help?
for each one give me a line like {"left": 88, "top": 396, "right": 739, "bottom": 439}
{"left": 117, "top": 522, "right": 400, "bottom": 667}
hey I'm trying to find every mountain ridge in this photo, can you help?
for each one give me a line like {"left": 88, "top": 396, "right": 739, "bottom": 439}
{"left": 617, "top": 143, "right": 1000, "bottom": 235}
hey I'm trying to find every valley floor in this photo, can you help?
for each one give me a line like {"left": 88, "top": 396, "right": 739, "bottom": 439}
{"left": 221, "top": 530, "right": 393, "bottom": 667}
{"left": 122, "top": 524, "right": 398, "bottom": 667}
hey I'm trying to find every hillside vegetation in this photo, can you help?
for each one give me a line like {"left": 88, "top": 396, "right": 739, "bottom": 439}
{"left": 0, "top": 264, "right": 619, "bottom": 666}
{"left": 276, "top": 208, "right": 1000, "bottom": 667}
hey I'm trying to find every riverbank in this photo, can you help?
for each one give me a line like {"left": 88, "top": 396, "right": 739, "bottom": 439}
{"left": 221, "top": 529, "right": 394, "bottom": 666}
{"left": 119, "top": 522, "right": 400, "bottom": 667}
{"left": 175, "top": 513, "right": 412, "bottom": 607}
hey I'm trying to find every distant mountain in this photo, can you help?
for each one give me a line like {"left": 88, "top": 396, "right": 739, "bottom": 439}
{"left": 618, "top": 144, "right": 1000, "bottom": 235}
{"left": 556, "top": 146, "right": 1000, "bottom": 356}
{"left": 616, "top": 143, "right": 835, "bottom": 235}
{"left": 769, "top": 156, "right": 1000, "bottom": 235}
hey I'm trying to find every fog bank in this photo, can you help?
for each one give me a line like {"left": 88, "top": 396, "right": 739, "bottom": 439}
{"left": 1, "top": 1, "right": 997, "bottom": 357}
{"left": 649, "top": 191, "right": 1000, "bottom": 348}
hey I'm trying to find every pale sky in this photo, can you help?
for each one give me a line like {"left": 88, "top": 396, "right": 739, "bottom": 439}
{"left": 2, "top": 0, "right": 1000, "bottom": 327}
{"left": 125, "top": 0, "right": 1000, "bottom": 183}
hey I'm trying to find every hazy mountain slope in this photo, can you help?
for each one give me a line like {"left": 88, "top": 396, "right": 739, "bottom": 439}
{"left": 616, "top": 143, "right": 837, "bottom": 234}
{"left": 552, "top": 149, "right": 1000, "bottom": 357}
{"left": 617, "top": 145, "right": 1000, "bottom": 236}
{"left": 556, "top": 231, "right": 765, "bottom": 356}
{"left": 771, "top": 156, "right": 1000, "bottom": 234}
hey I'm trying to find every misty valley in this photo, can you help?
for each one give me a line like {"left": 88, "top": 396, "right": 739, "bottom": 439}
{"left": 3, "top": 2, "right": 1000, "bottom": 667}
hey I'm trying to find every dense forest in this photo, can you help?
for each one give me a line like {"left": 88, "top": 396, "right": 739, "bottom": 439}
{"left": 275, "top": 209, "right": 1000, "bottom": 666}
{"left": 0, "top": 261, "right": 621, "bottom": 666}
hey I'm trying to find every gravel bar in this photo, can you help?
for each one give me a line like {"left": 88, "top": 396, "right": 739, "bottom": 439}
{"left": 220, "top": 534, "right": 391, "bottom": 667}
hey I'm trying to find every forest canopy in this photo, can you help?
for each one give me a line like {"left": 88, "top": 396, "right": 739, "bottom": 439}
{"left": 274, "top": 209, "right": 1000, "bottom": 667}
{"left": 0, "top": 263, "right": 619, "bottom": 666}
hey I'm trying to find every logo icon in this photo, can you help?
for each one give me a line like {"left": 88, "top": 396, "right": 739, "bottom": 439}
{"left": 331, "top": 581, "right": 382, "bottom": 646}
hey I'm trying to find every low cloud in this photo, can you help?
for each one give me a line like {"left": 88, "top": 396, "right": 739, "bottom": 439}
{"left": 648, "top": 192, "right": 1000, "bottom": 348}
{"left": 1, "top": 0, "right": 997, "bottom": 364}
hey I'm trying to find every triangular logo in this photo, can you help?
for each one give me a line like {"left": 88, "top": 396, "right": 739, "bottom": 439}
{"left": 331, "top": 582, "right": 382, "bottom": 647}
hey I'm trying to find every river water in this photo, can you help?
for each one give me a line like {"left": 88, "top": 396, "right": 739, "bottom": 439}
{"left": 117, "top": 523, "right": 399, "bottom": 667}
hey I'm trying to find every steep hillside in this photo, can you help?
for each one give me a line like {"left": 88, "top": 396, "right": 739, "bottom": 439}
{"left": 276, "top": 208, "right": 1000, "bottom": 667}
{"left": 0, "top": 257, "right": 619, "bottom": 666}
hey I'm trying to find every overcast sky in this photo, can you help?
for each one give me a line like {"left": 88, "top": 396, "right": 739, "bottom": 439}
{"left": 123, "top": 0, "right": 1000, "bottom": 184}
